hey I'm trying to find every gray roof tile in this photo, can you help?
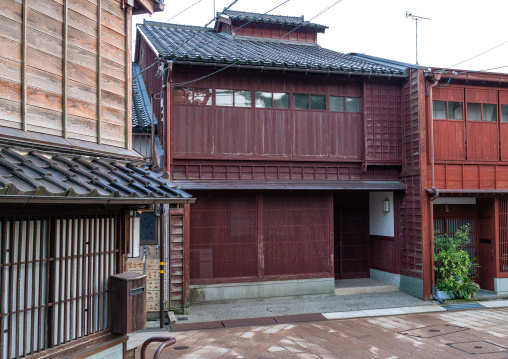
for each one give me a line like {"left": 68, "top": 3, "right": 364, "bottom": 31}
{"left": 138, "top": 20, "right": 406, "bottom": 76}
{"left": 0, "top": 146, "right": 193, "bottom": 203}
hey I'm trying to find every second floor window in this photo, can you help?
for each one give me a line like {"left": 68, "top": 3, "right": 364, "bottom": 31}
{"left": 174, "top": 87, "right": 212, "bottom": 105}
{"left": 330, "top": 96, "right": 361, "bottom": 112}
{"left": 255, "top": 92, "right": 290, "bottom": 109}
{"left": 294, "top": 94, "right": 326, "bottom": 110}
{"left": 433, "top": 100, "right": 463, "bottom": 120}
{"left": 467, "top": 102, "right": 497, "bottom": 122}
{"left": 502, "top": 105, "right": 508, "bottom": 122}
{"left": 216, "top": 89, "right": 252, "bottom": 107}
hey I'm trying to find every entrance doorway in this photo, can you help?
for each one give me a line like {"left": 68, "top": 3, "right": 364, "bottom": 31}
{"left": 334, "top": 193, "right": 369, "bottom": 279}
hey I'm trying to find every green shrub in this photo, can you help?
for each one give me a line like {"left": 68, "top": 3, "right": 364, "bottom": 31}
{"left": 434, "top": 224, "right": 479, "bottom": 298}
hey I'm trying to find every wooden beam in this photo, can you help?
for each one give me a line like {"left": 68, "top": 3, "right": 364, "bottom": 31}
{"left": 21, "top": 0, "right": 27, "bottom": 131}
{"left": 62, "top": 0, "right": 68, "bottom": 137}
{"left": 125, "top": 5, "right": 133, "bottom": 150}
{"left": 96, "top": 0, "right": 102, "bottom": 144}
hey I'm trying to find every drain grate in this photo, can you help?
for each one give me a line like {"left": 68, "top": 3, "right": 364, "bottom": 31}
{"left": 174, "top": 346, "right": 189, "bottom": 351}
{"left": 449, "top": 341, "right": 508, "bottom": 355}
{"left": 440, "top": 303, "right": 484, "bottom": 311}
{"left": 399, "top": 324, "right": 468, "bottom": 338}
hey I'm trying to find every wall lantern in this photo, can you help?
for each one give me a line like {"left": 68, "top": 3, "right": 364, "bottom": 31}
{"left": 382, "top": 199, "right": 390, "bottom": 213}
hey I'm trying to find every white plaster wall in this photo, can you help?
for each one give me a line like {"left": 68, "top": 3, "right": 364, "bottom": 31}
{"left": 369, "top": 192, "right": 394, "bottom": 237}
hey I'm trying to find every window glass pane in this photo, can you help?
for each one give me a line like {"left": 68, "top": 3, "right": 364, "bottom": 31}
{"left": 255, "top": 92, "right": 272, "bottom": 108}
{"left": 294, "top": 94, "right": 309, "bottom": 110}
{"left": 467, "top": 103, "right": 482, "bottom": 121}
{"left": 310, "top": 95, "right": 326, "bottom": 110}
{"left": 235, "top": 90, "right": 252, "bottom": 107}
{"left": 216, "top": 89, "right": 233, "bottom": 106}
{"left": 433, "top": 100, "right": 446, "bottom": 119}
{"left": 502, "top": 105, "right": 508, "bottom": 123}
{"left": 193, "top": 88, "right": 212, "bottom": 105}
{"left": 448, "top": 102, "right": 463, "bottom": 120}
{"left": 330, "top": 96, "right": 345, "bottom": 112}
{"left": 174, "top": 87, "right": 191, "bottom": 105}
{"left": 483, "top": 103, "right": 497, "bottom": 122}
{"left": 346, "top": 97, "right": 361, "bottom": 112}
{"left": 273, "top": 93, "right": 289, "bottom": 109}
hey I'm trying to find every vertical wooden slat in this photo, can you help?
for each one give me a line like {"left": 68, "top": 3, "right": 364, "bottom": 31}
{"left": 96, "top": 0, "right": 102, "bottom": 143}
{"left": 0, "top": 218, "right": 7, "bottom": 357}
{"left": 65, "top": 218, "right": 72, "bottom": 342}
{"left": 58, "top": 218, "right": 64, "bottom": 346}
{"left": 87, "top": 216, "right": 93, "bottom": 335}
{"left": 38, "top": 219, "right": 46, "bottom": 351}
{"left": 16, "top": 220, "right": 23, "bottom": 358}
{"left": 75, "top": 217, "right": 82, "bottom": 339}
{"left": 98, "top": 216, "right": 103, "bottom": 331}
{"left": 257, "top": 194, "right": 264, "bottom": 278}
{"left": 81, "top": 217, "right": 87, "bottom": 338}
{"left": 30, "top": 219, "right": 39, "bottom": 355}
{"left": 7, "top": 219, "right": 14, "bottom": 358}
{"left": 21, "top": 0, "right": 28, "bottom": 131}
{"left": 22, "top": 219, "right": 30, "bottom": 357}
{"left": 46, "top": 217, "right": 54, "bottom": 350}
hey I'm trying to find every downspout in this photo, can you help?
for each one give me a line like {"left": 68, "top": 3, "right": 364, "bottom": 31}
{"left": 163, "top": 61, "right": 173, "bottom": 179}
{"left": 428, "top": 72, "right": 442, "bottom": 201}
{"left": 159, "top": 204, "right": 165, "bottom": 328}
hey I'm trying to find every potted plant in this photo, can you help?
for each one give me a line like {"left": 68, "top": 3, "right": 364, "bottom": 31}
{"left": 433, "top": 224, "right": 479, "bottom": 301}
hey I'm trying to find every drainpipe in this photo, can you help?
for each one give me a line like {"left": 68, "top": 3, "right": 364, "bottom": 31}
{"left": 428, "top": 72, "right": 442, "bottom": 202}
{"left": 163, "top": 61, "right": 173, "bottom": 179}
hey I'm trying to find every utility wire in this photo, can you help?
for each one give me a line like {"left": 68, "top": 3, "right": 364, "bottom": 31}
{"left": 445, "top": 40, "right": 508, "bottom": 70}
{"left": 164, "top": 0, "right": 204, "bottom": 23}
{"left": 171, "top": 0, "right": 343, "bottom": 87}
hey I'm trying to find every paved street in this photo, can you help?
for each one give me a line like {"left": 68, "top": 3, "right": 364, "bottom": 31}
{"left": 131, "top": 304, "right": 508, "bottom": 358}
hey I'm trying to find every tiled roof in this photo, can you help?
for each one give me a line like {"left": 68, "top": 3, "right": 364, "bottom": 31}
{"left": 138, "top": 21, "right": 406, "bottom": 76}
{"left": 0, "top": 146, "right": 193, "bottom": 203}
{"left": 132, "top": 63, "right": 153, "bottom": 128}
{"left": 220, "top": 10, "right": 327, "bottom": 30}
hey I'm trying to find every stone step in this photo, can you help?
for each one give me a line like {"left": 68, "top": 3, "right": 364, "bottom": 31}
{"left": 334, "top": 278, "right": 397, "bottom": 296}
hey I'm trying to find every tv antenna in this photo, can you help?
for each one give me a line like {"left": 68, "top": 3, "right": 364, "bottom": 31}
{"left": 406, "top": 11, "right": 430, "bottom": 65}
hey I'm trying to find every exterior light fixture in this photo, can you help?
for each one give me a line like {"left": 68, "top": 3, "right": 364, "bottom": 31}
{"left": 382, "top": 199, "right": 390, "bottom": 213}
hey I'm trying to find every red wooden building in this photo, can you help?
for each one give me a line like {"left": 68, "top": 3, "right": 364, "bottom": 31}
{"left": 134, "top": 10, "right": 429, "bottom": 303}
{"left": 424, "top": 69, "right": 508, "bottom": 296}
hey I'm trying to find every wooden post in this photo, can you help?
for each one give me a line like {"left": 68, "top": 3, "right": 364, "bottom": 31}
{"left": 96, "top": 0, "right": 102, "bottom": 144}
{"left": 62, "top": 0, "right": 68, "bottom": 137}
{"left": 257, "top": 193, "right": 264, "bottom": 278}
{"left": 21, "top": 0, "right": 28, "bottom": 131}
{"left": 125, "top": 5, "right": 133, "bottom": 150}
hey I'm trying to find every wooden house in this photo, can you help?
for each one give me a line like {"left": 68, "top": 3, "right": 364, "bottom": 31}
{"left": 133, "top": 9, "right": 431, "bottom": 305}
{"left": 0, "top": 1, "right": 195, "bottom": 358}
{"left": 424, "top": 69, "right": 508, "bottom": 296}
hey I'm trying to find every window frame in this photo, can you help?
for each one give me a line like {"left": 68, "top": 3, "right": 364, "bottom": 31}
{"left": 330, "top": 95, "right": 362, "bottom": 113}
{"left": 466, "top": 102, "right": 498, "bottom": 122}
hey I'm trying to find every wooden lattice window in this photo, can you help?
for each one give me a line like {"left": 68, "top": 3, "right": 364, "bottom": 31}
{"left": 434, "top": 217, "right": 477, "bottom": 276}
{"left": 500, "top": 200, "right": 508, "bottom": 272}
{"left": 0, "top": 214, "right": 122, "bottom": 358}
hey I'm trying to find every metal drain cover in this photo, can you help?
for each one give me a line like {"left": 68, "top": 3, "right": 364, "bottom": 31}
{"left": 399, "top": 324, "right": 468, "bottom": 338}
{"left": 267, "top": 306, "right": 289, "bottom": 313}
{"left": 449, "top": 341, "right": 507, "bottom": 355}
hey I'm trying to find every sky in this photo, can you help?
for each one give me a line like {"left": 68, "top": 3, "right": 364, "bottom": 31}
{"left": 133, "top": 0, "right": 508, "bottom": 73}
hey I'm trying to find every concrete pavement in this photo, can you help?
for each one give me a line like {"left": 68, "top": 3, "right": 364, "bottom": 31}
{"left": 129, "top": 301, "right": 508, "bottom": 358}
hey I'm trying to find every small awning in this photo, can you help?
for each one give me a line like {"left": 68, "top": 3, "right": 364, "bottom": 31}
{"left": 175, "top": 180, "right": 406, "bottom": 191}
{"left": 426, "top": 188, "right": 508, "bottom": 196}
{"left": 0, "top": 146, "right": 194, "bottom": 204}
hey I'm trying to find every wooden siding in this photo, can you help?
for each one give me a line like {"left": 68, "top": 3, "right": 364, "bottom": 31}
{"left": 173, "top": 160, "right": 401, "bottom": 182}
{"left": 168, "top": 207, "right": 190, "bottom": 312}
{"left": 230, "top": 22, "right": 318, "bottom": 43}
{"left": 429, "top": 163, "right": 508, "bottom": 190}
{"left": 160, "top": 66, "right": 402, "bottom": 163}
{"left": 0, "top": 0, "right": 130, "bottom": 149}
{"left": 189, "top": 191, "right": 332, "bottom": 283}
